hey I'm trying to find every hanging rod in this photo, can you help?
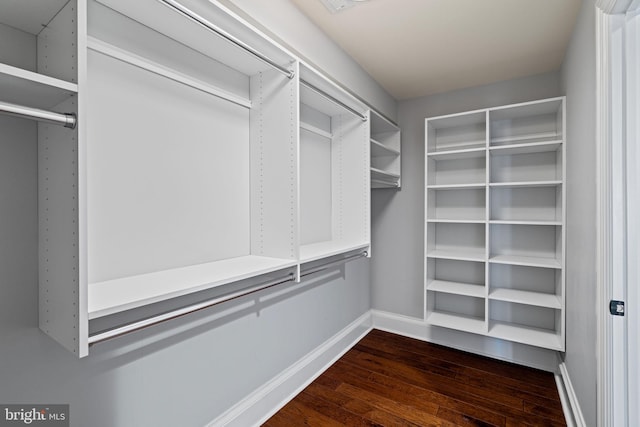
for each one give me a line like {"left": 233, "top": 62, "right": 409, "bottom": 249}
{"left": 0, "top": 100, "right": 76, "bottom": 129}
{"left": 156, "top": 0, "right": 295, "bottom": 79}
{"left": 88, "top": 251, "right": 368, "bottom": 345}
{"left": 88, "top": 272, "right": 296, "bottom": 345}
{"left": 300, "top": 80, "right": 368, "bottom": 122}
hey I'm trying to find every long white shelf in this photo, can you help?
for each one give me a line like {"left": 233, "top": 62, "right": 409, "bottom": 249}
{"left": 489, "top": 220, "right": 562, "bottom": 226}
{"left": 0, "top": 63, "right": 78, "bottom": 110}
{"left": 489, "top": 254, "right": 561, "bottom": 269}
{"left": 430, "top": 142, "right": 486, "bottom": 154}
{"left": 489, "top": 180, "right": 562, "bottom": 188}
{"left": 488, "top": 321, "right": 562, "bottom": 351}
{"left": 489, "top": 288, "right": 562, "bottom": 309}
{"left": 426, "top": 248, "right": 485, "bottom": 262}
{"left": 427, "top": 280, "right": 485, "bottom": 298}
{"left": 88, "top": 255, "right": 297, "bottom": 319}
{"left": 87, "top": 37, "right": 252, "bottom": 109}
{"left": 301, "top": 121, "right": 332, "bottom": 139}
{"left": 427, "top": 146, "right": 486, "bottom": 160}
{"left": 427, "top": 183, "right": 486, "bottom": 190}
{"left": 371, "top": 138, "right": 400, "bottom": 157}
{"left": 490, "top": 132, "right": 560, "bottom": 146}
{"left": 427, "top": 311, "right": 486, "bottom": 335}
{"left": 299, "top": 241, "right": 369, "bottom": 264}
{"left": 428, "top": 218, "right": 486, "bottom": 224}
{"left": 489, "top": 140, "right": 562, "bottom": 156}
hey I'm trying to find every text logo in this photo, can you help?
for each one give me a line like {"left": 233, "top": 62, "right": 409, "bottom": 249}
{"left": 0, "top": 405, "right": 68, "bottom": 427}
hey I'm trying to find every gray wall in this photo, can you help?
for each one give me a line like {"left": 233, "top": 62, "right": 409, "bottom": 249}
{"left": 0, "top": 1, "right": 394, "bottom": 425}
{"left": 372, "top": 71, "right": 563, "bottom": 317}
{"left": 560, "top": 0, "right": 598, "bottom": 425}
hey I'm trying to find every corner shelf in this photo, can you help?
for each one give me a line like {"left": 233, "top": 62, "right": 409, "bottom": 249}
{"left": 425, "top": 97, "right": 565, "bottom": 351}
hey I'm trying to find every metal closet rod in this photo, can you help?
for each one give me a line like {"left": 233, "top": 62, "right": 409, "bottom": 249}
{"left": 88, "top": 251, "right": 368, "bottom": 345}
{"left": 301, "top": 80, "right": 368, "bottom": 122}
{"left": 371, "top": 178, "right": 399, "bottom": 188}
{"left": 0, "top": 100, "right": 76, "bottom": 129}
{"left": 157, "top": 0, "right": 295, "bottom": 80}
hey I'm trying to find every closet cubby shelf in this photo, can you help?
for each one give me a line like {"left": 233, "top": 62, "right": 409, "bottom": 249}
{"left": 489, "top": 254, "right": 562, "bottom": 269}
{"left": 300, "top": 121, "right": 332, "bottom": 139}
{"left": 425, "top": 97, "right": 566, "bottom": 351}
{"left": 489, "top": 180, "right": 562, "bottom": 188}
{"left": 89, "top": 256, "right": 297, "bottom": 319}
{"left": 426, "top": 249, "right": 486, "bottom": 262}
{"left": 426, "top": 146, "right": 486, "bottom": 160}
{"left": 488, "top": 288, "right": 561, "bottom": 309}
{"left": 426, "top": 280, "right": 485, "bottom": 298}
{"left": 427, "top": 312, "right": 486, "bottom": 335}
{"left": 489, "top": 322, "right": 562, "bottom": 350}
{"left": 489, "top": 140, "right": 562, "bottom": 156}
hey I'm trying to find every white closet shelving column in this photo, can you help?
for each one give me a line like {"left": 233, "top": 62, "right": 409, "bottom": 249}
{"left": 425, "top": 97, "right": 566, "bottom": 351}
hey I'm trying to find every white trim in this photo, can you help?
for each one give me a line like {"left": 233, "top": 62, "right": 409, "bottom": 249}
{"left": 371, "top": 309, "right": 560, "bottom": 372}
{"left": 207, "top": 311, "right": 372, "bottom": 427}
{"left": 596, "top": 0, "right": 635, "bottom": 14}
{"left": 558, "top": 361, "right": 588, "bottom": 427}
{"left": 596, "top": 7, "right": 616, "bottom": 427}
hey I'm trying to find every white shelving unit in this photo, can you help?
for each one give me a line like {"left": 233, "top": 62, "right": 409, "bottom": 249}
{"left": 0, "top": 0, "right": 375, "bottom": 357}
{"left": 299, "top": 63, "right": 370, "bottom": 263}
{"left": 369, "top": 110, "right": 401, "bottom": 188}
{"left": 424, "top": 97, "right": 566, "bottom": 351}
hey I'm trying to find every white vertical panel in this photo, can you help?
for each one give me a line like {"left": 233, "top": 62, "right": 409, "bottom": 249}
{"left": 249, "top": 64, "right": 297, "bottom": 260}
{"left": 37, "top": 0, "right": 78, "bottom": 83}
{"left": 39, "top": 96, "right": 83, "bottom": 356}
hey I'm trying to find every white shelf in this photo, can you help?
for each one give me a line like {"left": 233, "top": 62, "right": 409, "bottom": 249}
{"left": 0, "top": 63, "right": 78, "bottom": 110}
{"left": 489, "top": 254, "right": 561, "bottom": 269}
{"left": 489, "top": 321, "right": 562, "bottom": 351}
{"left": 371, "top": 167, "right": 400, "bottom": 180}
{"left": 427, "top": 183, "right": 485, "bottom": 190}
{"left": 489, "top": 180, "right": 562, "bottom": 188}
{"left": 489, "top": 220, "right": 562, "bottom": 226}
{"left": 426, "top": 248, "right": 485, "bottom": 262}
{"left": 371, "top": 138, "right": 400, "bottom": 156}
{"left": 489, "top": 288, "right": 561, "bottom": 309}
{"left": 427, "top": 280, "right": 485, "bottom": 298}
{"left": 428, "top": 219, "right": 486, "bottom": 224}
{"left": 88, "top": 256, "right": 297, "bottom": 319}
{"left": 489, "top": 140, "right": 562, "bottom": 156}
{"left": 427, "top": 147, "right": 486, "bottom": 160}
{"left": 427, "top": 311, "right": 486, "bottom": 335}
{"left": 299, "top": 241, "right": 369, "bottom": 264}
{"left": 490, "top": 132, "right": 560, "bottom": 146}
{"left": 300, "top": 121, "right": 332, "bottom": 139}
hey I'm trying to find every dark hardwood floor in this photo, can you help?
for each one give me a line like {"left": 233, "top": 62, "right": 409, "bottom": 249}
{"left": 263, "top": 329, "right": 566, "bottom": 426}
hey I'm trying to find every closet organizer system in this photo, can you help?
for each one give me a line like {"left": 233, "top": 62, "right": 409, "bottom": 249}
{"left": 0, "top": 0, "right": 400, "bottom": 357}
{"left": 425, "top": 98, "right": 566, "bottom": 351}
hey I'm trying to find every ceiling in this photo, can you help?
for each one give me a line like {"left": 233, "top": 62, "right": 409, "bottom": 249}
{"left": 289, "top": 0, "right": 581, "bottom": 100}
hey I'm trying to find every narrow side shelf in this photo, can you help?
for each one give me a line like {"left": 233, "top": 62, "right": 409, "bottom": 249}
{"left": 299, "top": 241, "right": 370, "bottom": 264}
{"left": 489, "top": 254, "right": 561, "bottom": 269}
{"left": 426, "top": 249, "right": 486, "bottom": 262}
{"left": 489, "top": 140, "right": 562, "bottom": 156}
{"left": 371, "top": 138, "right": 400, "bottom": 156}
{"left": 489, "top": 181, "right": 562, "bottom": 188}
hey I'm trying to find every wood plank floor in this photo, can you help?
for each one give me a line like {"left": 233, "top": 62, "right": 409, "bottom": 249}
{"left": 263, "top": 329, "right": 566, "bottom": 426}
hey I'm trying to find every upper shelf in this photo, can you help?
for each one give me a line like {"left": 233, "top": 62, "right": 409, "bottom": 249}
{"left": 0, "top": 63, "right": 78, "bottom": 110}
{"left": 371, "top": 138, "right": 400, "bottom": 157}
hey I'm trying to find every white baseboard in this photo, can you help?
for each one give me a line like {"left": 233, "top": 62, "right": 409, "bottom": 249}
{"left": 371, "top": 309, "right": 560, "bottom": 372}
{"left": 208, "top": 311, "right": 372, "bottom": 427}
{"left": 556, "top": 360, "right": 587, "bottom": 427}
